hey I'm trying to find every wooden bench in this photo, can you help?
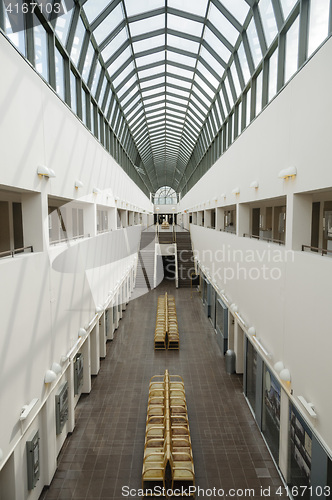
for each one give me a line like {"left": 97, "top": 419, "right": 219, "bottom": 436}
{"left": 154, "top": 293, "right": 180, "bottom": 350}
{"left": 142, "top": 370, "right": 195, "bottom": 495}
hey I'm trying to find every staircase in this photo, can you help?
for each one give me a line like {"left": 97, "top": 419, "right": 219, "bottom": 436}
{"left": 176, "top": 232, "right": 195, "bottom": 288}
{"left": 131, "top": 231, "right": 156, "bottom": 299}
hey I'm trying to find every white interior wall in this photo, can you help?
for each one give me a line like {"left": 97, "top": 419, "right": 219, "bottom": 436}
{"left": 181, "top": 37, "right": 332, "bottom": 455}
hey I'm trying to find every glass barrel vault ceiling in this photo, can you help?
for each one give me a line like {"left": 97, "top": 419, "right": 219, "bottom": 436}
{"left": 80, "top": 0, "right": 253, "bottom": 191}
{"left": 3, "top": 0, "right": 330, "bottom": 195}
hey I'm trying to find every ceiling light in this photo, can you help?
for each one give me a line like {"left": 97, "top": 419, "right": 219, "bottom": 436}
{"left": 93, "top": 188, "right": 101, "bottom": 194}
{"left": 75, "top": 180, "right": 84, "bottom": 189}
{"left": 232, "top": 187, "right": 240, "bottom": 195}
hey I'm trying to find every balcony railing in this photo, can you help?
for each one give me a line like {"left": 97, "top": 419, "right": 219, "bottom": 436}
{"left": 243, "top": 233, "right": 285, "bottom": 245}
{"left": 302, "top": 245, "right": 332, "bottom": 256}
{"left": 0, "top": 246, "right": 34, "bottom": 258}
{"left": 49, "top": 234, "right": 90, "bottom": 245}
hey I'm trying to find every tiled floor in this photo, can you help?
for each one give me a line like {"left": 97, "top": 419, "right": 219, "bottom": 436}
{"left": 40, "top": 281, "right": 287, "bottom": 500}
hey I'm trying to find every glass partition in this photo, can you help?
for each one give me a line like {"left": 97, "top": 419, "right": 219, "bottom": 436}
{"left": 246, "top": 339, "right": 257, "bottom": 413}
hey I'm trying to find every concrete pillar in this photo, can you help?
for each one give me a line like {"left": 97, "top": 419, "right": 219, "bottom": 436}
{"left": 90, "top": 323, "right": 100, "bottom": 376}
{"left": 84, "top": 203, "right": 96, "bottom": 238}
{"left": 216, "top": 207, "right": 225, "bottom": 231}
{"left": 204, "top": 210, "right": 211, "bottom": 228}
{"left": 237, "top": 203, "right": 250, "bottom": 237}
{"left": 22, "top": 191, "right": 48, "bottom": 252}
{"left": 286, "top": 193, "right": 312, "bottom": 251}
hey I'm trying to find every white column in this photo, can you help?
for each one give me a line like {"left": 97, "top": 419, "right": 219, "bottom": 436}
{"left": 286, "top": 193, "right": 312, "bottom": 251}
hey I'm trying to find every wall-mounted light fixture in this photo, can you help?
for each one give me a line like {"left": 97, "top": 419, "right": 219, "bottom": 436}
{"left": 20, "top": 398, "right": 39, "bottom": 421}
{"left": 44, "top": 370, "right": 57, "bottom": 384}
{"left": 93, "top": 187, "right": 101, "bottom": 195}
{"left": 279, "top": 368, "right": 291, "bottom": 383}
{"left": 230, "top": 303, "right": 238, "bottom": 313}
{"left": 37, "top": 166, "right": 56, "bottom": 178}
{"left": 75, "top": 180, "right": 84, "bottom": 189}
{"left": 95, "top": 305, "right": 103, "bottom": 314}
{"left": 248, "top": 327, "right": 256, "bottom": 336}
{"left": 78, "top": 327, "right": 87, "bottom": 338}
{"left": 250, "top": 180, "right": 259, "bottom": 189}
{"left": 61, "top": 339, "right": 81, "bottom": 363}
{"left": 232, "top": 187, "right": 240, "bottom": 195}
{"left": 220, "top": 193, "right": 226, "bottom": 200}
{"left": 278, "top": 166, "right": 297, "bottom": 179}
{"left": 274, "top": 361, "right": 284, "bottom": 373}
{"left": 298, "top": 396, "right": 317, "bottom": 418}
{"left": 51, "top": 362, "right": 62, "bottom": 375}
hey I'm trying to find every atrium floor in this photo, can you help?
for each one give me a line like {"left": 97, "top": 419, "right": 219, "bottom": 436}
{"left": 40, "top": 280, "right": 286, "bottom": 500}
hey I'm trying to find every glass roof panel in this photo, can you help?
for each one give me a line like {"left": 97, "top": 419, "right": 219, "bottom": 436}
{"left": 247, "top": 18, "right": 262, "bottom": 68}
{"left": 195, "top": 71, "right": 216, "bottom": 96}
{"left": 224, "top": 76, "right": 234, "bottom": 107}
{"left": 230, "top": 61, "right": 241, "bottom": 97}
{"left": 93, "top": 4, "right": 124, "bottom": 44}
{"left": 70, "top": 17, "right": 86, "bottom": 66}
{"left": 133, "top": 35, "right": 165, "bottom": 54}
{"left": 129, "top": 14, "right": 165, "bottom": 37}
{"left": 143, "top": 87, "right": 164, "bottom": 97}
{"left": 204, "top": 27, "right": 231, "bottom": 63}
{"left": 167, "top": 76, "right": 192, "bottom": 89}
{"left": 280, "top": 0, "right": 298, "bottom": 19}
{"left": 308, "top": 0, "right": 330, "bottom": 56}
{"left": 208, "top": 4, "right": 239, "bottom": 47}
{"left": 167, "top": 51, "right": 196, "bottom": 67}
{"left": 196, "top": 61, "right": 219, "bottom": 88}
{"left": 82, "top": 42, "right": 95, "bottom": 83}
{"left": 167, "top": 13, "right": 204, "bottom": 37}
{"left": 259, "top": 0, "right": 278, "bottom": 47}
{"left": 136, "top": 51, "right": 165, "bottom": 67}
{"left": 216, "top": 0, "right": 250, "bottom": 25}
{"left": 138, "top": 64, "right": 164, "bottom": 79}
{"left": 124, "top": 0, "right": 164, "bottom": 17}
{"left": 237, "top": 42, "right": 251, "bottom": 84}
{"left": 91, "top": 61, "right": 102, "bottom": 95}
{"left": 167, "top": 64, "right": 194, "bottom": 80}
{"left": 167, "top": 34, "right": 200, "bottom": 55}
{"left": 55, "top": 5, "right": 73, "bottom": 44}
{"left": 141, "top": 76, "right": 165, "bottom": 88}
{"left": 117, "top": 73, "right": 137, "bottom": 97}
{"left": 101, "top": 28, "right": 129, "bottom": 63}
{"left": 113, "top": 60, "right": 136, "bottom": 86}
{"left": 200, "top": 46, "right": 224, "bottom": 75}
{"left": 84, "top": 0, "right": 113, "bottom": 24}
{"left": 168, "top": 0, "right": 208, "bottom": 17}
{"left": 108, "top": 46, "right": 132, "bottom": 75}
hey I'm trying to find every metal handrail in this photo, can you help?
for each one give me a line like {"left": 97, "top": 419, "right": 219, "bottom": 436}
{"left": 302, "top": 245, "right": 332, "bottom": 256}
{"left": 0, "top": 246, "right": 34, "bottom": 258}
{"left": 50, "top": 233, "right": 90, "bottom": 245}
{"left": 243, "top": 233, "right": 285, "bottom": 246}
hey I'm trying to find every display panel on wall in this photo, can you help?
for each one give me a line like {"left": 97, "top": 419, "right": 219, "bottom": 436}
{"left": 246, "top": 340, "right": 257, "bottom": 413}
{"left": 216, "top": 298, "right": 228, "bottom": 354}
{"left": 289, "top": 404, "right": 312, "bottom": 500}
{"left": 262, "top": 366, "right": 280, "bottom": 463}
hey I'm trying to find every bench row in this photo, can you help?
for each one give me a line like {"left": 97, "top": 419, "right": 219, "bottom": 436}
{"left": 142, "top": 370, "right": 195, "bottom": 495}
{"left": 154, "top": 293, "right": 180, "bottom": 350}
